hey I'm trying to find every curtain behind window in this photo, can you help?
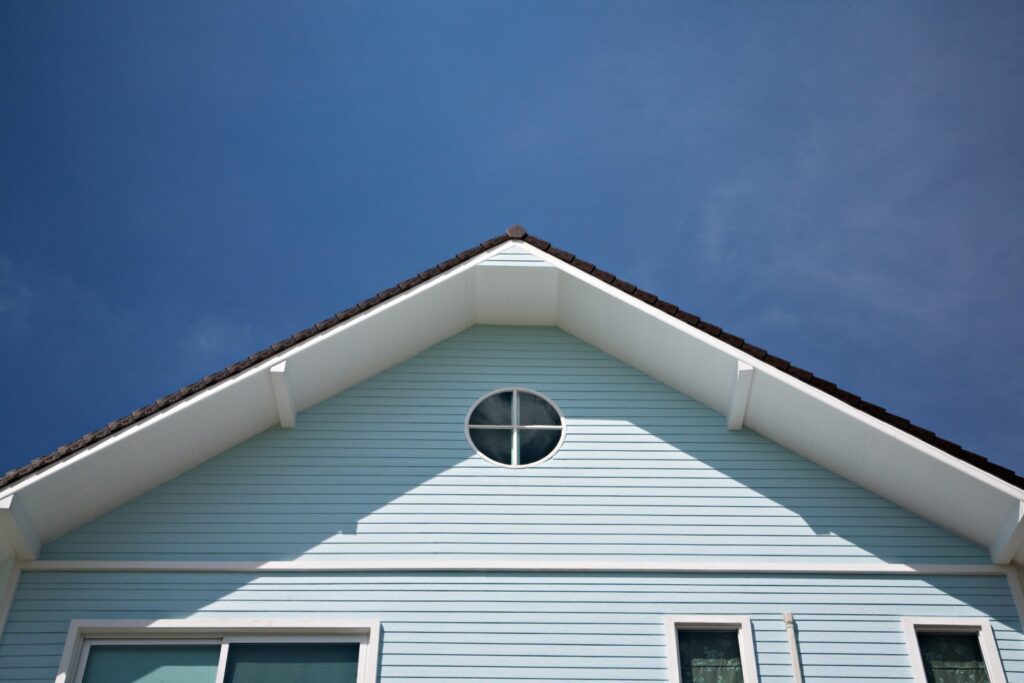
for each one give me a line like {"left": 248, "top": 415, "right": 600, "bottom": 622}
{"left": 917, "top": 633, "right": 990, "bottom": 683}
{"left": 678, "top": 630, "right": 744, "bottom": 683}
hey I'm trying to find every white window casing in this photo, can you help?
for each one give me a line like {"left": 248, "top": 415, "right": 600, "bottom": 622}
{"left": 56, "top": 618, "right": 381, "bottom": 683}
{"left": 665, "top": 615, "right": 759, "bottom": 683}
{"left": 901, "top": 616, "right": 1006, "bottom": 683}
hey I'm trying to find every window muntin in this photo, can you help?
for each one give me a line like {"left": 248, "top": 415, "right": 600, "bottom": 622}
{"left": 466, "top": 388, "right": 565, "bottom": 467}
{"left": 665, "top": 617, "right": 758, "bottom": 683}
{"left": 902, "top": 618, "right": 1006, "bottom": 683}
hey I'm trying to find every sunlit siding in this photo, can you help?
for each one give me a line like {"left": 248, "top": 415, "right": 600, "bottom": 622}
{"left": 1, "top": 571, "right": 1021, "bottom": 682}
{"left": 42, "top": 325, "right": 989, "bottom": 564}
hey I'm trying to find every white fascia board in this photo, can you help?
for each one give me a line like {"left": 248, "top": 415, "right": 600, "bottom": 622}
{"left": 509, "top": 241, "right": 1024, "bottom": 553}
{"left": 0, "top": 243, "right": 510, "bottom": 553}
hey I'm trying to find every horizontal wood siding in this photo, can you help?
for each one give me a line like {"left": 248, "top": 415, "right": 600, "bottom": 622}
{"left": 41, "top": 326, "right": 989, "bottom": 564}
{"left": 1, "top": 571, "right": 1021, "bottom": 682}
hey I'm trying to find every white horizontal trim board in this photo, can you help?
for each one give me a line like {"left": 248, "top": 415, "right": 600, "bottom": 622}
{"left": 56, "top": 618, "right": 381, "bottom": 683}
{"left": 18, "top": 559, "right": 1013, "bottom": 575}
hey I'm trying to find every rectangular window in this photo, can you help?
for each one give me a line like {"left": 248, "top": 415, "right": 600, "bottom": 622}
{"left": 665, "top": 616, "right": 759, "bottom": 683}
{"left": 77, "top": 640, "right": 360, "bottom": 683}
{"left": 60, "top": 620, "right": 379, "bottom": 683}
{"left": 902, "top": 618, "right": 1007, "bottom": 683}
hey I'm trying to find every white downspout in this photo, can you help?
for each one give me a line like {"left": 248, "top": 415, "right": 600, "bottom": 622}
{"left": 783, "top": 612, "right": 804, "bottom": 683}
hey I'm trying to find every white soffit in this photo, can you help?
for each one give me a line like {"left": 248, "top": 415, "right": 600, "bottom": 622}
{"left": 1, "top": 239, "right": 1021, "bottom": 564}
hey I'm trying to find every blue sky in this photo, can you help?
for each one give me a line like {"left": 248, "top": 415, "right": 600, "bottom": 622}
{"left": 1, "top": 1, "right": 1022, "bottom": 476}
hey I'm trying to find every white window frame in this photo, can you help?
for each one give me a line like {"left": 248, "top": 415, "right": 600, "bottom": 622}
{"left": 465, "top": 387, "right": 566, "bottom": 468}
{"left": 55, "top": 618, "right": 381, "bottom": 683}
{"left": 665, "top": 615, "right": 759, "bottom": 683}
{"left": 901, "top": 617, "right": 1007, "bottom": 683}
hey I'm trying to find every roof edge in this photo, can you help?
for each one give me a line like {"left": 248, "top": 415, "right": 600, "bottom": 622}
{"left": 3, "top": 225, "right": 1021, "bottom": 491}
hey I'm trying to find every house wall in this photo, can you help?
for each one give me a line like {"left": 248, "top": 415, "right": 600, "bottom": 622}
{"left": 1, "top": 570, "right": 1022, "bottom": 682}
{"left": 5, "top": 326, "right": 1019, "bottom": 681}
{"left": 42, "top": 326, "right": 989, "bottom": 564}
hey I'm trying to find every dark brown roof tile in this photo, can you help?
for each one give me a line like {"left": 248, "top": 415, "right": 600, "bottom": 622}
{"left": 570, "top": 258, "right": 596, "bottom": 274}
{"left": 633, "top": 288, "right": 658, "bottom": 305}
{"left": 612, "top": 278, "right": 637, "bottom": 295}
{"left": 654, "top": 300, "right": 679, "bottom": 316}
{"left": 523, "top": 235, "right": 551, "bottom": 250}
{"left": 547, "top": 247, "right": 575, "bottom": 262}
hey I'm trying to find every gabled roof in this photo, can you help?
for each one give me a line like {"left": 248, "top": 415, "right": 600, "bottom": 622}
{"left": 5, "top": 226, "right": 1019, "bottom": 490}
{"left": 2, "top": 226, "right": 1023, "bottom": 566}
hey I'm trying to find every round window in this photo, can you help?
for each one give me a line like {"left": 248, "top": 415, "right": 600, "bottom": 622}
{"left": 465, "top": 388, "right": 565, "bottom": 467}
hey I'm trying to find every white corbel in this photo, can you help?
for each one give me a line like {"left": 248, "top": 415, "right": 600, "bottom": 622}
{"left": 270, "top": 361, "right": 297, "bottom": 428}
{"left": 726, "top": 361, "right": 754, "bottom": 430}
{"left": 0, "top": 495, "right": 40, "bottom": 560}
{"left": 990, "top": 500, "right": 1024, "bottom": 564}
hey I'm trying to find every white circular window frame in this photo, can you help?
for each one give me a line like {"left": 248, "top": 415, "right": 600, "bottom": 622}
{"left": 464, "top": 387, "right": 567, "bottom": 469}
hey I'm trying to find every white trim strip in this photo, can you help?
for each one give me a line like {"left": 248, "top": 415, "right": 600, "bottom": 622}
{"left": 20, "top": 558, "right": 1010, "bottom": 575}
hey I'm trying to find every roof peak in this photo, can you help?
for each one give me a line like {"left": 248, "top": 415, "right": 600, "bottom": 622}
{"left": 3, "top": 229, "right": 1019, "bottom": 492}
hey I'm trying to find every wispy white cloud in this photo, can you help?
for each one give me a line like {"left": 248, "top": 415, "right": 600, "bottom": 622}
{"left": 183, "top": 315, "right": 255, "bottom": 359}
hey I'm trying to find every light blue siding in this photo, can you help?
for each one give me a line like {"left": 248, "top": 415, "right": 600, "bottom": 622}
{"left": 12, "top": 326, "right": 1017, "bottom": 682}
{"left": 42, "top": 326, "right": 989, "bottom": 564}
{"left": 1, "top": 571, "right": 1022, "bottom": 682}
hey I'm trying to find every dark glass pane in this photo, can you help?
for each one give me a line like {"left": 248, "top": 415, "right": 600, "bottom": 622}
{"left": 469, "top": 391, "right": 513, "bottom": 425}
{"left": 82, "top": 645, "right": 219, "bottom": 683}
{"left": 469, "top": 428, "right": 513, "bottom": 464}
{"left": 518, "top": 428, "right": 562, "bottom": 465}
{"left": 518, "top": 392, "right": 561, "bottom": 426}
{"left": 918, "top": 633, "right": 990, "bottom": 683}
{"left": 225, "top": 643, "right": 360, "bottom": 683}
{"left": 678, "top": 630, "right": 744, "bottom": 683}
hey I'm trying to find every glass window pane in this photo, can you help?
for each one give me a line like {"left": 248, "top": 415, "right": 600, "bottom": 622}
{"left": 225, "top": 642, "right": 360, "bottom": 683}
{"left": 469, "top": 391, "right": 513, "bottom": 425}
{"left": 518, "top": 428, "right": 562, "bottom": 465}
{"left": 469, "top": 428, "right": 513, "bottom": 464}
{"left": 518, "top": 392, "right": 561, "bottom": 426}
{"left": 677, "top": 630, "right": 744, "bottom": 683}
{"left": 917, "top": 633, "right": 990, "bottom": 683}
{"left": 82, "top": 645, "right": 219, "bottom": 683}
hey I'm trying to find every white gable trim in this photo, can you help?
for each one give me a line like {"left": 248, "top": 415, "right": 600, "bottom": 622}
{"left": 1, "top": 238, "right": 1021, "bottom": 564}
